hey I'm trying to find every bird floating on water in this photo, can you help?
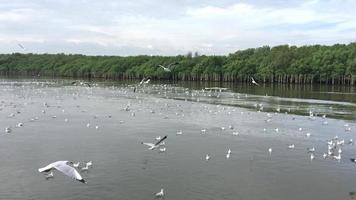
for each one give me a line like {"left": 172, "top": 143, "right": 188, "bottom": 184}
{"left": 155, "top": 188, "right": 164, "bottom": 198}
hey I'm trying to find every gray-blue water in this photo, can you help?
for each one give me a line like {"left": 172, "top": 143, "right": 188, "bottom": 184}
{"left": 1, "top": 78, "right": 356, "bottom": 200}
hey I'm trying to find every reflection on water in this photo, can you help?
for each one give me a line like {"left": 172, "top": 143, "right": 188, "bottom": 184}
{"left": 1, "top": 77, "right": 356, "bottom": 200}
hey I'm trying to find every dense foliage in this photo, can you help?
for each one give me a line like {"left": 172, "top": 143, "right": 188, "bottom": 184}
{"left": 1, "top": 43, "right": 356, "bottom": 84}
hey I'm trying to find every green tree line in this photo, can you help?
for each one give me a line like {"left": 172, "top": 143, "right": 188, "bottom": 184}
{"left": 1, "top": 43, "right": 356, "bottom": 85}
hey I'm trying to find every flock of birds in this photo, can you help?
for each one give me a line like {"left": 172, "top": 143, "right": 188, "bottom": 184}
{"left": 1, "top": 74, "right": 355, "bottom": 199}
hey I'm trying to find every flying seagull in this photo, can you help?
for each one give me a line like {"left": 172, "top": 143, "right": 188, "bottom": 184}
{"left": 158, "top": 62, "right": 179, "bottom": 72}
{"left": 38, "top": 161, "right": 87, "bottom": 183}
{"left": 18, "top": 43, "right": 26, "bottom": 51}
{"left": 251, "top": 77, "right": 259, "bottom": 86}
{"left": 141, "top": 135, "right": 168, "bottom": 150}
{"left": 139, "top": 77, "right": 150, "bottom": 85}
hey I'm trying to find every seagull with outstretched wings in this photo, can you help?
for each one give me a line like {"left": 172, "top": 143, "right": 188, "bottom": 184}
{"left": 142, "top": 135, "right": 168, "bottom": 150}
{"left": 38, "top": 161, "right": 87, "bottom": 183}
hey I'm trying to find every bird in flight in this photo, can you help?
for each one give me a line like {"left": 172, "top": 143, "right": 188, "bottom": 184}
{"left": 158, "top": 62, "right": 179, "bottom": 72}
{"left": 18, "top": 43, "right": 26, "bottom": 51}
{"left": 139, "top": 77, "right": 151, "bottom": 85}
{"left": 141, "top": 135, "right": 168, "bottom": 150}
{"left": 251, "top": 77, "right": 259, "bottom": 86}
{"left": 38, "top": 161, "right": 87, "bottom": 183}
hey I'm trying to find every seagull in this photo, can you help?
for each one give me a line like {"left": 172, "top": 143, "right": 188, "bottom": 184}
{"left": 73, "top": 162, "right": 80, "bottom": 168}
{"left": 307, "top": 147, "right": 315, "bottom": 153}
{"left": 176, "top": 130, "right": 183, "bottom": 135}
{"left": 86, "top": 161, "right": 93, "bottom": 168}
{"left": 226, "top": 152, "right": 230, "bottom": 159}
{"left": 310, "top": 153, "right": 315, "bottom": 161}
{"left": 155, "top": 188, "right": 164, "bottom": 198}
{"left": 38, "top": 161, "right": 86, "bottom": 183}
{"left": 142, "top": 135, "right": 168, "bottom": 150}
{"left": 5, "top": 127, "right": 11, "bottom": 133}
{"left": 159, "top": 147, "right": 166, "bottom": 152}
{"left": 81, "top": 165, "right": 89, "bottom": 172}
{"left": 288, "top": 144, "right": 295, "bottom": 149}
{"left": 268, "top": 148, "right": 272, "bottom": 155}
{"left": 18, "top": 43, "right": 26, "bottom": 51}
{"left": 158, "top": 62, "right": 179, "bottom": 72}
{"left": 139, "top": 77, "right": 151, "bottom": 85}
{"left": 205, "top": 154, "right": 210, "bottom": 161}
{"left": 251, "top": 77, "right": 259, "bottom": 86}
{"left": 350, "top": 158, "right": 356, "bottom": 163}
{"left": 45, "top": 171, "right": 54, "bottom": 180}
{"left": 333, "top": 154, "right": 341, "bottom": 161}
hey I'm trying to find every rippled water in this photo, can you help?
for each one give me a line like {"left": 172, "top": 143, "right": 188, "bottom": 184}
{"left": 1, "top": 78, "right": 356, "bottom": 200}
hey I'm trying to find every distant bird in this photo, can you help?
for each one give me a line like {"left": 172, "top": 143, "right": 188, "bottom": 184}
{"left": 159, "top": 147, "right": 166, "bottom": 152}
{"left": 17, "top": 43, "right": 26, "bottom": 51}
{"left": 155, "top": 188, "right": 164, "bottom": 198}
{"left": 176, "top": 130, "right": 183, "bottom": 135}
{"left": 205, "top": 154, "right": 210, "bottom": 161}
{"left": 142, "top": 135, "right": 168, "bottom": 150}
{"left": 226, "top": 152, "right": 230, "bottom": 159}
{"left": 5, "top": 127, "right": 11, "bottom": 133}
{"left": 45, "top": 171, "right": 54, "bottom": 180}
{"left": 38, "top": 161, "right": 86, "bottom": 183}
{"left": 73, "top": 162, "right": 80, "bottom": 168}
{"left": 307, "top": 147, "right": 315, "bottom": 153}
{"left": 81, "top": 165, "right": 89, "bottom": 172}
{"left": 139, "top": 77, "right": 151, "bottom": 85}
{"left": 310, "top": 153, "right": 315, "bottom": 161}
{"left": 268, "top": 148, "right": 272, "bottom": 155}
{"left": 288, "top": 144, "right": 295, "bottom": 149}
{"left": 350, "top": 158, "right": 356, "bottom": 163}
{"left": 86, "top": 161, "right": 93, "bottom": 168}
{"left": 251, "top": 77, "right": 259, "bottom": 86}
{"left": 158, "top": 62, "right": 179, "bottom": 72}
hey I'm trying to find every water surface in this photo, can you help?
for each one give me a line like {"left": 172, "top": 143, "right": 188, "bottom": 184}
{"left": 1, "top": 78, "right": 356, "bottom": 200}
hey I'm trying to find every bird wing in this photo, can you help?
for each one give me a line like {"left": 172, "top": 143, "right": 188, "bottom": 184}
{"left": 53, "top": 161, "right": 86, "bottom": 183}
{"left": 18, "top": 43, "right": 25, "bottom": 50}
{"left": 155, "top": 135, "right": 167, "bottom": 146}
{"left": 38, "top": 163, "right": 54, "bottom": 173}
{"left": 142, "top": 142, "right": 155, "bottom": 148}
{"left": 158, "top": 65, "right": 165, "bottom": 69}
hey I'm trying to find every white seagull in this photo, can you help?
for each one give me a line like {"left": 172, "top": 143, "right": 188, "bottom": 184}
{"left": 142, "top": 135, "right": 168, "bottom": 150}
{"left": 155, "top": 188, "right": 164, "bottom": 198}
{"left": 158, "top": 62, "right": 179, "bottom": 72}
{"left": 251, "top": 77, "right": 259, "bottom": 86}
{"left": 45, "top": 171, "right": 54, "bottom": 179}
{"left": 38, "top": 161, "right": 86, "bottom": 183}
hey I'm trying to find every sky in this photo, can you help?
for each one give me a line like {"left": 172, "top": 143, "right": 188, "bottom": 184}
{"left": 0, "top": 0, "right": 355, "bottom": 56}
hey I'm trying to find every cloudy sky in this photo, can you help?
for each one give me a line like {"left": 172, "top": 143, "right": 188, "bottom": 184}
{"left": 0, "top": 0, "right": 355, "bottom": 55}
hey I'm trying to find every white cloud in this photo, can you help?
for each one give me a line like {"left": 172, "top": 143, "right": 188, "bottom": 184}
{"left": 0, "top": 0, "right": 355, "bottom": 55}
